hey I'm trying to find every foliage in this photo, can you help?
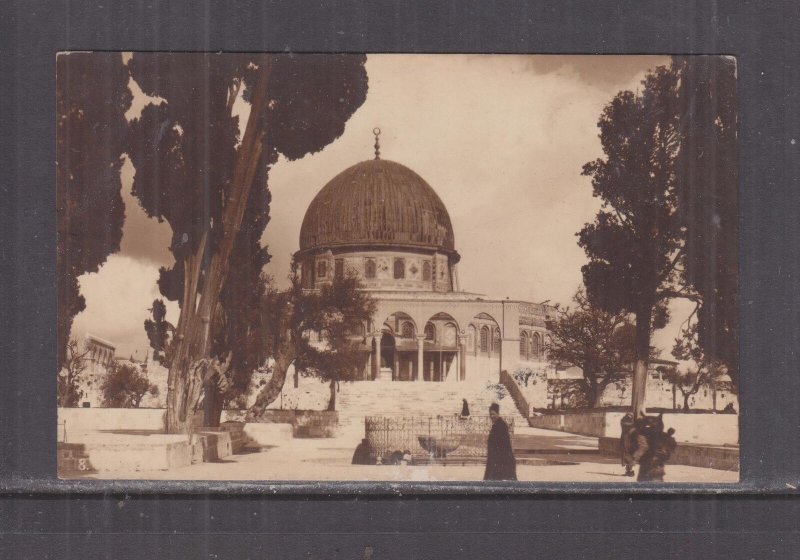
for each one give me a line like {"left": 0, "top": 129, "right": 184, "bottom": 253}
{"left": 56, "top": 53, "right": 132, "bottom": 369}
{"left": 57, "top": 339, "right": 90, "bottom": 407}
{"left": 485, "top": 382, "right": 508, "bottom": 402}
{"left": 293, "top": 274, "right": 377, "bottom": 411}
{"left": 144, "top": 299, "right": 174, "bottom": 364}
{"left": 580, "top": 58, "right": 740, "bottom": 413}
{"left": 126, "top": 53, "right": 368, "bottom": 433}
{"left": 545, "top": 289, "right": 639, "bottom": 406}
{"left": 101, "top": 363, "right": 157, "bottom": 408}
{"left": 548, "top": 380, "right": 589, "bottom": 410}
{"left": 248, "top": 268, "right": 376, "bottom": 415}
{"left": 579, "top": 64, "right": 683, "bottom": 416}
{"left": 512, "top": 366, "right": 545, "bottom": 388}
{"left": 673, "top": 56, "right": 739, "bottom": 388}
{"left": 663, "top": 323, "right": 728, "bottom": 410}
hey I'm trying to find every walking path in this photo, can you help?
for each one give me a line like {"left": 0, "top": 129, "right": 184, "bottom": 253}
{"left": 86, "top": 424, "right": 737, "bottom": 483}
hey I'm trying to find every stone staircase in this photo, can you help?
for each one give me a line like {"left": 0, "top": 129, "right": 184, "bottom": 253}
{"left": 336, "top": 380, "right": 528, "bottom": 429}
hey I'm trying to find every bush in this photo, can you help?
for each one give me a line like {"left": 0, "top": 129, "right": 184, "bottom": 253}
{"left": 101, "top": 363, "right": 157, "bottom": 408}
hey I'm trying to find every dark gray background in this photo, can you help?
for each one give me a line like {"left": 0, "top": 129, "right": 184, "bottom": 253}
{"left": 1, "top": 0, "right": 798, "bottom": 557}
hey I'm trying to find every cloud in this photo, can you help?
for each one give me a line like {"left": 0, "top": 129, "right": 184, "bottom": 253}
{"left": 260, "top": 54, "right": 661, "bottom": 307}
{"left": 71, "top": 254, "right": 179, "bottom": 359}
{"left": 81, "top": 54, "right": 691, "bottom": 360}
{"left": 522, "top": 55, "right": 671, "bottom": 88}
{"left": 118, "top": 158, "right": 175, "bottom": 268}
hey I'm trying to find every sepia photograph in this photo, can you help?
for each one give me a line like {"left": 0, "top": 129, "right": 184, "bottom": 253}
{"left": 56, "top": 53, "right": 739, "bottom": 483}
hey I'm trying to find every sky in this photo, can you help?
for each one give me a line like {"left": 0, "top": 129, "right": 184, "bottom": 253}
{"left": 71, "top": 54, "right": 695, "bottom": 360}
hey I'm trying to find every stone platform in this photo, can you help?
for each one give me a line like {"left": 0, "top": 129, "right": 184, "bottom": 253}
{"left": 60, "top": 430, "right": 193, "bottom": 474}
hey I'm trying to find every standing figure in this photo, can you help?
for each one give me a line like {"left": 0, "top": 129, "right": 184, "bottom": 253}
{"left": 351, "top": 438, "right": 375, "bottom": 465}
{"left": 632, "top": 415, "right": 677, "bottom": 482}
{"left": 483, "top": 403, "right": 517, "bottom": 481}
{"left": 461, "top": 398, "right": 470, "bottom": 418}
{"left": 620, "top": 411, "right": 636, "bottom": 476}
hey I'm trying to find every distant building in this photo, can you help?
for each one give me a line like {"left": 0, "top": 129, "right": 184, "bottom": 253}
{"left": 78, "top": 334, "right": 117, "bottom": 407}
{"left": 85, "top": 334, "right": 116, "bottom": 370}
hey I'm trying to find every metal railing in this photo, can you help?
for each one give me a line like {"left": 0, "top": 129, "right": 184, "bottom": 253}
{"left": 364, "top": 415, "right": 514, "bottom": 460}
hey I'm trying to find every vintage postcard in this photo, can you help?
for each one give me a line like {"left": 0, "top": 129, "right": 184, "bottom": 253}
{"left": 57, "top": 53, "right": 738, "bottom": 483}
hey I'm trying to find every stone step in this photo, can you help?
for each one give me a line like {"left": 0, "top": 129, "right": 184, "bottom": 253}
{"left": 57, "top": 443, "right": 95, "bottom": 476}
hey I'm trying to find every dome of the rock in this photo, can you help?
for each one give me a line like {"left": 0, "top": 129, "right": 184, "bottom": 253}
{"left": 299, "top": 159, "right": 457, "bottom": 256}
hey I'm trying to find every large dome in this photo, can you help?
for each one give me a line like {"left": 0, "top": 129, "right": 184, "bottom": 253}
{"left": 299, "top": 159, "right": 457, "bottom": 256}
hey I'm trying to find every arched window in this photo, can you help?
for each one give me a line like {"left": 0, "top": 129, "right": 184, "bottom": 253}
{"left": 424, "top": 323, "right": 436, "bottom": 342}
{"left": 520, "top": 331, "right": 529, "bottom": 360}
{"left": 422, "top": 261, "right": 431, "bottom": 281}
{"left": 480, "top": 326, "right": 490, "bottom": 353}
{"left": 394, "top": 258, "right": 405, "bottom": 279}
{"left": 364, "top": 258, "right": 376, "bottom": 279}
{"left": 316, "top": 260, "right": 327, "bottom": 279}
{"left": 493, "top": 328, "right": 501, "bottom": 353}
{"left": 303, "top": 260, "right": 315, "bottom": 288}
{"left": 467, "top": 325, "right": 476, "bottom": 352}
{"left": 532, "top": 333, "right": 541, "bottom": 359}
{"left": 443, "top": 323, "right": 457, "bottom": 347}
{"left": 350, "top": 322, "right": 366, "bottom": 338}
{"left": 401, "top": 321, "right": 414, "bottom": 339}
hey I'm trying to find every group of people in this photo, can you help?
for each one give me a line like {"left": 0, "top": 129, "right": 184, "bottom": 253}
{"left": 354, "top": 403, "right": 677, "bottom": 483}
{"left": 351, "top": 401, "right": 519, "bottom": 480}
{"left": 620, "top": 412, "right": 678, "bottom": 481}
{"left": 352, "top": 440, "right": 412, "bottom": 466}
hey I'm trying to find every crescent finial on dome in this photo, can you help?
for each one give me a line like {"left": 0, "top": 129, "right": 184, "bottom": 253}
{"left": 373, "top": 127, "right": 381, "bottom": 160}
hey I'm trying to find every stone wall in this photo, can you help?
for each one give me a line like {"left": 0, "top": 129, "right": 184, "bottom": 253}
{"left": 529, "top": 410, "right": 739, "bottom": 446}
{"left": 598, "top": 436, "right": 739, "bottom": 472}
{"left": 224, "top": 409, "right": 339, "bottom": 438}
{"left": 58, "top": 407, "right": 166, "bottom": 433}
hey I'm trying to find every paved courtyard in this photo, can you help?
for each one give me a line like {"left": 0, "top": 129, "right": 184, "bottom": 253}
{"left": 85, "top": 426, "right": 738, "bottom": 484}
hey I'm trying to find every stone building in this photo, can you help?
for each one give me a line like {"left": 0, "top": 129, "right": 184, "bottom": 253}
{"left": 296, "top": 139, "right": 555, "bottom": 384}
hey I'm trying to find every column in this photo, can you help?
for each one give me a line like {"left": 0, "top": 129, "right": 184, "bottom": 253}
{"left": 370, "top": 335, "right": 379, "bottom": 381}
{"left": 458, "top": 335, "right": 467, "bottom": 382}
{"left": 416, "top": 335, "right": 425, "bottom": 382}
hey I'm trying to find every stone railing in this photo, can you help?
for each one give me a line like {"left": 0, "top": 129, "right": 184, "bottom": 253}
{"left": 499, "top": 370, "right": 531, "bottom": 419}
{"left": 364, "top": 415, "right": 513, "bottom": 460}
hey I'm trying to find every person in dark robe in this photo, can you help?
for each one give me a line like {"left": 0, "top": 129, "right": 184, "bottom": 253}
{"left": 461, "top": 398, "right": 470, "bottom": 418}
{"left": 381, "top": 450, "right": 404, "bottom": 465}
{"left": 631, "top": 414, "right": 677, "bottom": 482}
{"left": 351, "top": 438, "right": 374, "bottom": 465}
{"left": 620, "top": 411, "right": 636, "bottom": 476}
{"left": 483, "top": 403, "right": 517, "bottom": 481}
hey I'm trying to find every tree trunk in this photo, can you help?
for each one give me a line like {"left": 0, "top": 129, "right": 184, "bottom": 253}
{"left": 585, "top": 375, "right": 599, "bottom": 408}
{"left": 631, "top": 306, "right": 652, "bottom": 419}
{"left": 328, "top": 379, "right": 336, "bottom": 411}
{"left": 683, "top": 391, "right": 691, "bottom": 411}
{"left": 246, "top": 349, "right": 294, "bottom": 421}
{"left": 164, "top": 63, "right": 273, "bottom": 434}
{"left": 712, "top": 384, "right": 717, "bottom": 411}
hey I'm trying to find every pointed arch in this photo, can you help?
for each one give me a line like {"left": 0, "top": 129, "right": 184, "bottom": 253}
{"left": 520, "top": 331, "right": 529, "bottom": 360}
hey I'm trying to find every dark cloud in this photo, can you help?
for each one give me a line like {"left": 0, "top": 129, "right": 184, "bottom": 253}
{"left": 118, "top": 159, "right": 174, "bottom": 268}
{"left": 523, "top": 55, "right": 671, "bottom": 89}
